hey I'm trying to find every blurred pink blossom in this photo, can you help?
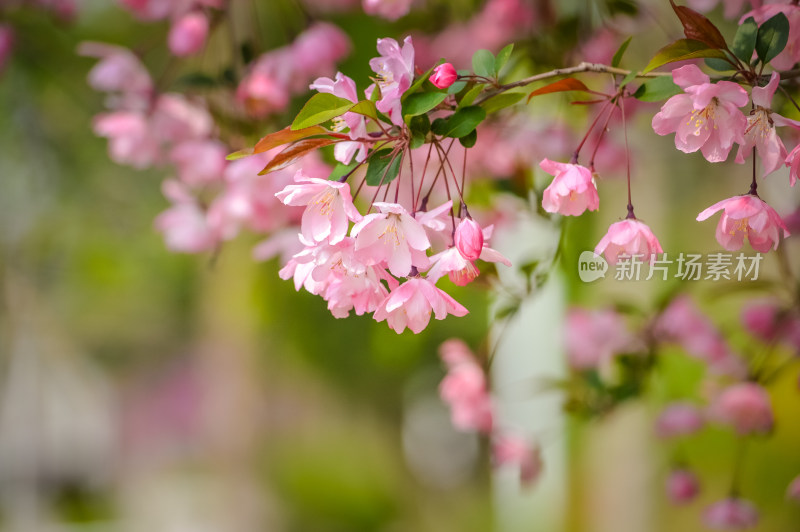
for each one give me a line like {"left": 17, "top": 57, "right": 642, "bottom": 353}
{"left": 169, "top": 139, "right": 228, "bottom": 185}
{"left": 710, "top": 382, "right": 773, "bottom": 435}
{"left": 438, "top": 341, "right": 493, "bottom": 432}
{"left": 493, "top": 434, "right": 543, "bottom": 487}
{"left": 78, "top": 42, "right": 153, "bottom": 106}
{"left": 0, "top": 25, "right": 14, "bottom": 75}
{"left": 93, "top": 111, "right": 161, "bottom": 168}
{"left": 155, "top": 180, "right": 220, "bottom": 252}
{"left": 564, "top": 308, "right": 638, "bottom": 370}
{"left": 666, "top": 469, "right": 700, "bottom": 504}
{"left": 787, "top": 474, "right": 800, "bottom": 502}
{"left": 656, "top": 402, "right": 706, "bottom": 438}
{"left": 363, "top": 0, "right": 413, "bottom": 20}
{"left": 703, "top": 498, "right": 759, "bottom": 530}
{"left": 741, "top": 299, "right": 800, "bottom": 350}
{"left": 168, "top": 11, "right": 209, "bottom": 56}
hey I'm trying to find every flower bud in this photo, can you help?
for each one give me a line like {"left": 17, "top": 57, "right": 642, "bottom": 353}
{"left": 168, "top": 12, "right": 209, "bottom": 57}
{"left": 454, "top": 218, "right": 483, "bottom": 261}
{"left": 429, "top": 63, "right": 458, "bottom": 89}
{"left": 666, "top": 469, "right": 700, "bottom": 504}
{"left": 711, "top": 382, "right": 773, "bottom": 436}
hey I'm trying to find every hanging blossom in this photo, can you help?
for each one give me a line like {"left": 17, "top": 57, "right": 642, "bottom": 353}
{"left": 595, "top": 219, "right": 663, "bottom": 265}
{"left": 655, "top": 402, "right": 706, "bottom": 439}
{"left": 310, "top": 72, "right": 369, "bottom": 165}
{"left": 564, "top": 307, "right": 639, "bottom": 370}
{"left": 703, "top": 498, "right": 759, "bottom": 530}
{"left": 438, "top": 339, "right": 494, "bottom": 433}
{"left": 492, "top": 434, "right": 543, "bottom": 488}
{"left": 666, "top": 469, "right": 700, "bottom": 505}
{"left": 735, "top": 72, "right": 800, "bottom": 177}
{"left": 427, "top": 219, "right": 511, "bottom": 287}
{"left": 539, "top": 159, "right": 599, "bottom": 216}
{"left": 362, "top": 0, "right": 413, "bottom": 20}
{"left": 697, "top": 194, "right": 790, "bottom": 252}
{"left": 367, "top": 36, "right": 415, "bottom": 126}
{"left": 652, "top": 64, "right": 748, "bottom": 163}
{"left": 373, "top": 277, "right": 469, "bottom": 334}
{"left": 786, "top": 143, "right": 800, "bottom": 187}
{"left": 709, "top": 382, "right": 774, "bottom": 436}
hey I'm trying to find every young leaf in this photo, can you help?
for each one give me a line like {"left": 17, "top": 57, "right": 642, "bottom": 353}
{"left": 349, "top": 100, "right": 379, "bottom": 123}
{"left": 612, "top": 36, "right": 633, "bottom": 68}
{"left": 669, "top": 0, "right": 729, "bottom": 51}
{"left": 459, "top": 84, "right": 485, "bottom": 108}
{"left": 527, "top": 78, "right": 591, "bottom": 102}
{"left": 402, "top": 92, "right": 448, "bottom": 118}
{"left": 755, "top": 12, "right": 790, "bottom": 65}
{"left": 480, "top": 92, "right": 524, "bottom": 114}
{"left": 732, "top": 17, "right": 758, "bottom": 63}
{"left": 495, "top": 43, "right": 514, "bottom": 75}
{"left": 365, "top": 149, "right": 402, "bottom": 186}
{"left": 632, "top": 76, "right": 682, "bottom": 102}
{"left": 226, "top": 147, "right": 255, "bottom": 161}
{"left": 258, "top": 138, "right": 336, "bottom": 174}
{"left": 249, "top": 125, "right": 329, "bottom": 157}
{"left": 459, "top": 129, "right": 477, "bottom": 148}
{"left": 472, "top": 49, "right": 495, "bottom": 78}
{"left": 431, "top": 105, "right": 486, "bottom": 138}
{"left": 291, "top": 93, "right": 354, "bottom": 130}
{"left": 643, "top": 38, "right": 728, "bottom": 73}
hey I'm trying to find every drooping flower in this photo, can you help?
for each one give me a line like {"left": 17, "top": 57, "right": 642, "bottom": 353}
{"left": 652, "top": 64, "right": 748, "bottom": 163}
{"left": 492, "top": 434, "right": 543, "bottom": 487}
{"left": 594, "top": 219, "right": 663, "bottom": 265}
{"left": 454, "top": 218, "right": 484, "bottom": 261}
{"left": 351, "top": 202, "right": 431, "bottom": 277}
{"left": 168, "top": 11, "right": 209, "bottom": 57}
{"left": 439, "top": 344, "right": 493, "bottom": 433}
{"left": 429, "top": 62, "right": 458, "bottom": 89}
{"left": 367, "top": 36, "right": 415, "bottom": 126}
{"left": 564, "top": 307, "right": 638, "bottom": 370}
{"left": 735, "top": 72, "right": 800, "bottom": 177}
{"left": 275, "top": 170, "right": 362, "bottom": 245}
{"left": 786, "top": 143, "right": 800, "bottom": 186}
{"left": 656, "top": 402, "right": 705, "bottom": 439}
{"left": 362, "top": 0, "right": 413, "bottom": 21}
{"left": 310, "top": 72, "right": 369, "bottom": 164}
{"left": 374, "top": 277, "right": 468, "bottom": 334}
{"left": 710, "top": 382, "right": 773, "bottom": 435}
{"left": 427, "top": 223, "right": 511, "bottom": 286}
{"left": 704, "top": 498, "right": 759, "bottom": 530}
{"left": 696, "top": 194, "right": 790, "bottom": 252}
{"left": 666, "top": 469, "right": 700, "bottom": 505}
{"left": 539, "top": 159, "right": 599, "bottom": 216}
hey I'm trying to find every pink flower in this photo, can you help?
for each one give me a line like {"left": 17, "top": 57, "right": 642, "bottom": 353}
{"left": 439, "top": 353, "right": 493, "bottom": 433}
{"left": 236, "top": 70, "right": 291, "bottom": 117}
{"left": 666, "top": 469, "right": 700, "bottom": 505}
{"left": 427, "top": 224, "right": 511, "bottom": 286}
{"left": 291, "top": 22, "right": 351, "bottom": 79}
{"left": 710, "top": 382, "right": 773, "bottom": 435}
{"left": 654, "top": 296, "right": 746, "bottom": 377}
{"left": 439, "top": 338, "right": 477, "bottom": 368}
{"left": 310, "top": 72, "right": 369, "bottom": 164}
{"left": 275, "top": 170, "right": 361, "bottom": 245}
{"left": 429, "top": 63, "right": 458, "bottom": 89}
{"left": 741, "top": 300, "right": 800, "bottom": 350}
{"left": 351, "top": 202, "right": 431, "bottom": 277}
{"left": 169, "top": 139, "right": 228, "bottom": 185}
{"left": 787, "top": 475, "right": 800, "bottom": 502}
{"left": 704, "top": 498, "right": 759, "bottom": 530}
{"left": 168, "top": 12, "right": 209, "bottom": 57}
{"left": 787, "top": 144, "right": 800, "bottom": 186}
{"left": 741, "top": 5, "right": 800, "bottom": 71}
{"left": 362, "top": 0, "right": 413, "bottom": 20}
{"left": 492, "top": 434, "right": 543, "bottom": 487}
{"left": 564, "top": 308, "right": 637, "bottom": 370}
{"left": 374, "top": 277, "right": 469, "bottom": 333}
{"left": 150, "top": 93, "right": 214, "bottom": 143}
{"left": 594, "top": 219, "right": 663, "bottom": 265}
{"left": 454, "top": 218, "right": 484, "bottom": 261}
{"left": 77, "top": 42, "right": 153, "bottom": 104}
{"left": 368, "top": 36, "right": 415, "bottom": 126}
{"left": 154, "top": 180, "right": 219, "bottom": 253}
{"left": 93, "top": 111, "right": 161, "bottom": 168}
{"left": 689, "top": 0, "right": 751, "bottom": 19}
{"left": 735, "top": 72, "right": 800, "bottom": 177}
{"left": 652, "top": 64, "right": 748, "bottom": 163}
{"left": 539, "top": 159, "right": 599, "bottom": 216}
{"left": 0, "top": 25, "right": 14, "bottom": 75}
{"left": 696, "top": 194, "right": 790, "bottom": 252}
{"left": 656, "top": 402, "right": 705, "bottom": 439}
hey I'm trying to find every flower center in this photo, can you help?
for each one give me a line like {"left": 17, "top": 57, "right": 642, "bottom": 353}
{"left": 730, "top": 218, "right": 750, "bottom": 236}
{"left": 311, "top": 188, "right": 336, "bottom": 217}
{"left": 378, "top": 214, "right": 403, "bottom": 246}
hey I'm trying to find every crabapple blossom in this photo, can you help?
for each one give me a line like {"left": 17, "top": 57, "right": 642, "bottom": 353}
{"left": 703, "top": 498, "right": 759, "bottom": 530}
{"left": 539, "top": 159, "right": 599, "bottom": 216}
{"left": 439, "top": 338, "right": 477, "bottom": 368}
{"left": 492, "top": 434, "right": 543, "bottom": 487}
{"left": 454, "top": 218, "right": 484, "bottom": 261}
{"left": 368, "top": 36, "right": 415, "bottom": 126}
{"left": 93, "top": 111, "right": 161, "bottom": 169}
{"left": 656, "top": 403, "right": 705, "bottom": 439}
{"left": 787, "top": 144, "right": 800, "bottom": 186}
{"left": 429, "top": 63, "right": 458, "bottom": 89}
{"left": 78, "top": 42, "right": 153, "bottom": 105}
{"left": 564, "top": 308, "right": 638, "bottom": 370}
{"left": 362, "top": 0, "right": 413, "bottom": 20}
{"left": 351, "top": 202, "right": 431, "bottom": 277}
{"left": 735, "top": 72, "right": 800, "bottom": 177}
{"left": 439, "top": 347, "right": 493, "bottom": 433}
{"left": 652, "top": 64, "right": 748, "bottom": 163}
{"left": 427, "top": 224, "right": 511, "bottom": 286}
{"left": 167, "top": 12, "right": 209, "bottom": 57}
{"left": 741, "top": 300, "right": 800, "bottom": 350}
{"left": 594, "top": 219, "right": 663, "bottom": 265}
{"left": 710, "top": 382, "right": 773, "bottom": 435}
{"left": 291, "top": 22, "right": 352, "bottom": 80}
{"left": 787, "top": 475, "right": 800, "bottom": 502}
{"left": 275, "top": 170, "right": 361, "bottom": 245}
{"left": 169, "top": 139, "right": 228, "bottom": 186}
{"left": 310, "top": 72, "right": 369, "bottom": 164}
{"left": 374, "top": 277, "right": 468, "bottom": 334}
{"left": 696, "top": 194, "right": 790, "bottom": 252}
{"left": 155, "top": 180, "right": 220, "bottom": 253}
{"left": 666, "top": 469, "right": 700, "bottom": 504}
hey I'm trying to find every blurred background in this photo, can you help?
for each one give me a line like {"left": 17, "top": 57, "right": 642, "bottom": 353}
{"left": 0, "top": 0, "right": 799, "bottom": 531}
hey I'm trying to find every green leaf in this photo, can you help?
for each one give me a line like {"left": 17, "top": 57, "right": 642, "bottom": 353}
{"left": 472, "top": 49, "right": 495, "bottom": 78}
{"left": 349, "top": 100, "right": 379, "bottom": 122}
{"left": 447, "top": 71, "right": 469, "bottom": 95}
{"left": 619, "top": 70, "right": 638, "bottom": 88}
{"left": 459, "top": 129, "right": 477, "bottom": 148}
{"left": 755, "top": 12, "right": 789, "bottom": 65}
{"left": 642, "top": 38, "right": 728, "bottom": 73}
{"left": 402, "top": 92, "right": 448, "bottom": 118}
{"left": 409, "top": 114, "right": 430, "bottom": 149}
{"left": 732, "top": 17, "right": 758, "bottom": 63}
{"left": 430, "top": 105, "right": 486, "bottom": 138}
{"left": 291, "top": 93, "right": 354, "bottom": 130}
{"left": 402, "top": 63, "right": 438, "bottom": 101}
{"left": 226, "top": 148, "right": 254, "bottom": 161}
{"left": 459, "top": 84, "right": 485, "bottom": 108}
{"left": 365, "top": 149, "right": 402, "bottom": 186}
{"left": 632, "top": 76, "right": 682, "bottom": 102}
{"left": 495, "top": 43, "right": 514, "bottom": 75}
{"left": 480, "top": 92, "right": 524, "bottom": 114}
{"left": 175, "top": 72, "right": 218, "bottom": 89}
{"left": 612, "top": 36, "right": 633, "bottom": 68}
{"left": 705, "top": 57, "right": 734, "bottom": 71}
{"left": 328, "top": 162, "right": 357, "bottom": 181}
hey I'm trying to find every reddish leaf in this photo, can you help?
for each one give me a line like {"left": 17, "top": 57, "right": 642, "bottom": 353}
{"left": 527, "top": 78, "right": 592, "bottom": 102}
{"left": 669, "top": 0, "right": 729, "bottom": 51}
{"left": 253, "top": 125, "right": 329, "bottom": 155}
{"left": 258, "top": 137, "right": 336, "bottom": 175}
{"left": 570, "top": 99, "right": 608, "bottom": 105}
